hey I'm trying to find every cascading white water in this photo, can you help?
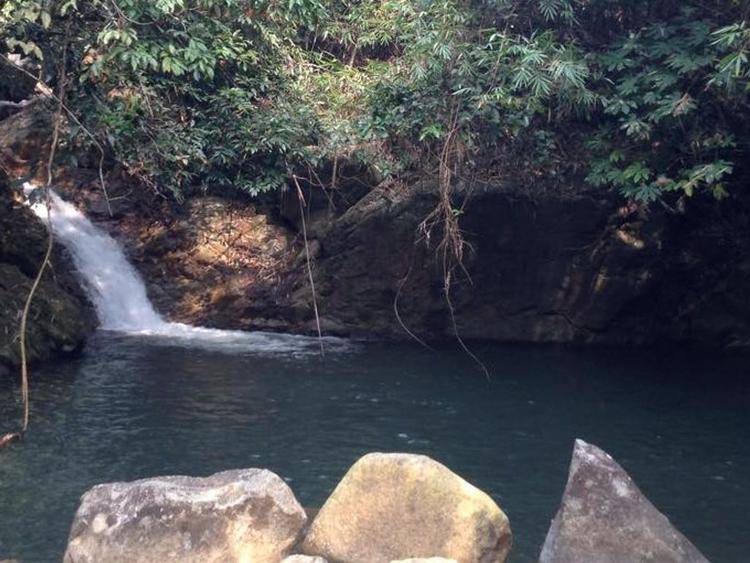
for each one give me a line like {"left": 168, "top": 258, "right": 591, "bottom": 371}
{"left": 26, "top": 188, "right": 165, "bottom": 332}
{"left": 24, "top": 184, "right": 346, "bottom": 354}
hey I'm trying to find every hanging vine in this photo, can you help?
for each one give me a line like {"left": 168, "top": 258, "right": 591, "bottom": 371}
{"left": 0, "top": 32, "right": 67, "bottom": 449}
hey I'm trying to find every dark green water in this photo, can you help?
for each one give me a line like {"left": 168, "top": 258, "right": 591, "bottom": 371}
{"left": 1, "top": 332, "right": 748, "bottom": 562}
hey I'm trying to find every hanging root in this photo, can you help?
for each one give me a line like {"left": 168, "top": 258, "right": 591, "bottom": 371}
{"left": 393, "top": 256, "right": 433, "bottom": 350}
{"left": 417, "top": 106, "right": 491, "bottom": 381}
{"left": 17, "top": 224, "right": 53, "bottom": 434}
{"left": 443, "top": 271, "right": 491, "bottom": 382}
{"left": 1, "top": 150, "right": 54, "bottom": 450}
{"left": 0, "top": 432, "right": 22, "bottom": 449}
{"left": 1, "top": 41, "right": 66, "bottom": 449}
{"left": 292, "top": 174, "right": 325, "bottom": 357}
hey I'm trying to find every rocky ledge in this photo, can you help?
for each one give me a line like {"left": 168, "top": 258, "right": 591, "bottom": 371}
{"left": 54, "top": 445, "right": 708, "bottom": 563}
{"left": 4, "top": 100, "right": 750, "bottom": 351}
{"left": 67, "top": 169, "right": 750, "bottom": 349}
{"left": 0, "top": 171, "right": 95, "bottom": 374}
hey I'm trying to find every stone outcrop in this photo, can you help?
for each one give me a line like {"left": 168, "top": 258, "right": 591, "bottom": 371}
{"left": 64, "top": 468, "right": 307, "bottom": 563}
{"left": 539, "top": 440, "right": 709, "bottom": 563}
{"left": 71, "top": 172, "right": 750, "bottom": 349}
{"left": 5, "top": 98, "right": 749, "bottom": 350}
{"left": 0, "top": 172, "right": 94, "bottom": 370}
{"left": 60, "top": 180, "right": 308, "bottom": 334}
{"left": 311, "top": 180, "right": 750, "bottom": 346}
{"left": 300, "top": 453, "right": 511, "bottom": 563}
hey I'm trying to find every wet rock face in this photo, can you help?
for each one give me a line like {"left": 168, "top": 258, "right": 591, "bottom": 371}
{"left": 540, "top": 440, "right": 709, "bottom": 563}
{"left": 65, "top": 185, "right": 307, "bottom": 334}
{"left": 313, "top": 180, "right": 750, "bottom": 346}
{"left": 0, "top": 174, "right": 94, "bottom": 370}
{"left": 64, "top": 469, "right": 307, "bottom": 563}
{"left": 314, "top": 182, "right": 644, "bottom": 342}
{"left": 301, "top": 453, "right": 512, "bottom": 563}
{"left": 52, "top": 150, "right": 750, "bottom": 348}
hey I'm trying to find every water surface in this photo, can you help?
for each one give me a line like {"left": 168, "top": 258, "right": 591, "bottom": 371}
{"left": 1, "top": 332, "right": 748, "bottom": 562}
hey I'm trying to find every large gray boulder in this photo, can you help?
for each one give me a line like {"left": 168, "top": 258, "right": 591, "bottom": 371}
{"left": 540, "top": 440, "right": 710, "bottom": 563}
{"left": 64, "top": 468, "right": 307, "bottom": 563}
{"left": 301, "top": 453, "right": 511, "bottom": 563}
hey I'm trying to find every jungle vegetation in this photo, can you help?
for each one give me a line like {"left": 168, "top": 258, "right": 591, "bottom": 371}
{"left": 2, "top": 0, "right": 750, "bottom": 205}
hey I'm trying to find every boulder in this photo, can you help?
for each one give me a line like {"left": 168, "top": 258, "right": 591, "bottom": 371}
{"left": 391, "top": 559, "right": 458, "bottom": 563}
{"left": 540, "top": 440, "right": 710, "bottom": 563}
{"left": 301, "top": 453, "right": 511, "bottom": 563}
{"left": 64, "top": 468, "right": 307, "bottom": 563}
{"left": 282, "top": 556, "right": 328, "bottom": 563}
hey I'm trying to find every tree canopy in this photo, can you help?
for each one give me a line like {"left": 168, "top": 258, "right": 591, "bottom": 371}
{"left": 2, "top": 0, "right": 750, "bottom": 204}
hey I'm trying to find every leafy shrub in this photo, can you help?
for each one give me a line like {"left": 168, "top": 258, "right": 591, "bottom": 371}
{"left": 2, "top": 0, "right": 750, "bottom": 204}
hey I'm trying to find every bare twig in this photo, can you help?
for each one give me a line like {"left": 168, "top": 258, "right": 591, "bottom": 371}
{"left": 2, "top": 36, "right": 68, "bottom": 448}
{"left": 21, "top": 38, "right": 68, "bottom": 434}
{"left": 292, "top": 174, "right": 325, "bottom": 356}
{"left": 18, "top": 203, "right": 55, "bottom": 434}
{"left": 393, "top": 256, "right": 433, "bottom": 350}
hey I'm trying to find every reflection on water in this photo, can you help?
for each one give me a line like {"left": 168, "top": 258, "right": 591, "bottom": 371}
{"left": 1, "top": 332, "right": 748, "bottom": 562}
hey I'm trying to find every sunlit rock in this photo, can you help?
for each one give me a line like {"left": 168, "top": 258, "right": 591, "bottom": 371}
{"left": 63, "top": 468, "right": 306, "bottom": 563}
{"left": 540, "top": 439, "right": 710, "bottom": 563}
{"left": 301, "top": 453, "right": 511, "bottom": 563}
{"left": 282, "top": 556, "right": 328, "bottom": 563}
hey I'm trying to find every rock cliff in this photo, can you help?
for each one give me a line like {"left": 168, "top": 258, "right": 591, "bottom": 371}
{"left": 0, "top": 172, "right": 95, "bottom": 372}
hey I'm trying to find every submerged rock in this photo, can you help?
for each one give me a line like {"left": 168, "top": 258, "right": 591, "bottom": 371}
{"left": 540, "top": 439, "right": 710, "bottom": 563}
{"left": 301, "top": 452, "right": 511, "bottom": 563}
{"left": 64, "top": 468, "right": 307, "bottom": 563}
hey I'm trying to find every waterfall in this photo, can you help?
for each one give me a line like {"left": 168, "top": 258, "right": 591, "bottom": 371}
{"left": 26, "top": 188, "right": 165, "bottom": 332}
{"left": 24, "top": 184, "right": 345, "bottom": 354}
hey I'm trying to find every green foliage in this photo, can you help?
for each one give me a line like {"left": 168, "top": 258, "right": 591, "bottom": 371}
{"left": 360, "top": 1, "right": 597, "bottom": 178}
{"left": 2, "top": 0, "right": 750, "bottom": 204}
{"left": 2, "top": 0, "right": 326, "bottom": 199}
{"left": 585, "top": 9, "right": 746, "bottom": 201}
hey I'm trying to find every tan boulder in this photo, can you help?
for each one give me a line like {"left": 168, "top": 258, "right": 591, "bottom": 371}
{"left": 64, "top": 468, "right": 306, "bottom": 563}
{"left": 301, "top": 453, "right": 511, "bottom": 563}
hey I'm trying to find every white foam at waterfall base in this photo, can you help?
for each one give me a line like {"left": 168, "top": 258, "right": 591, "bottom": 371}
{"left": 24, "top": 184, "right": 347, "bottom": 355}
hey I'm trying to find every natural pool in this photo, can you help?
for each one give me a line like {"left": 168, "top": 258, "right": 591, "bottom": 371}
{"left": 1, "top": 331, "right": 748, "bottom": 562}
